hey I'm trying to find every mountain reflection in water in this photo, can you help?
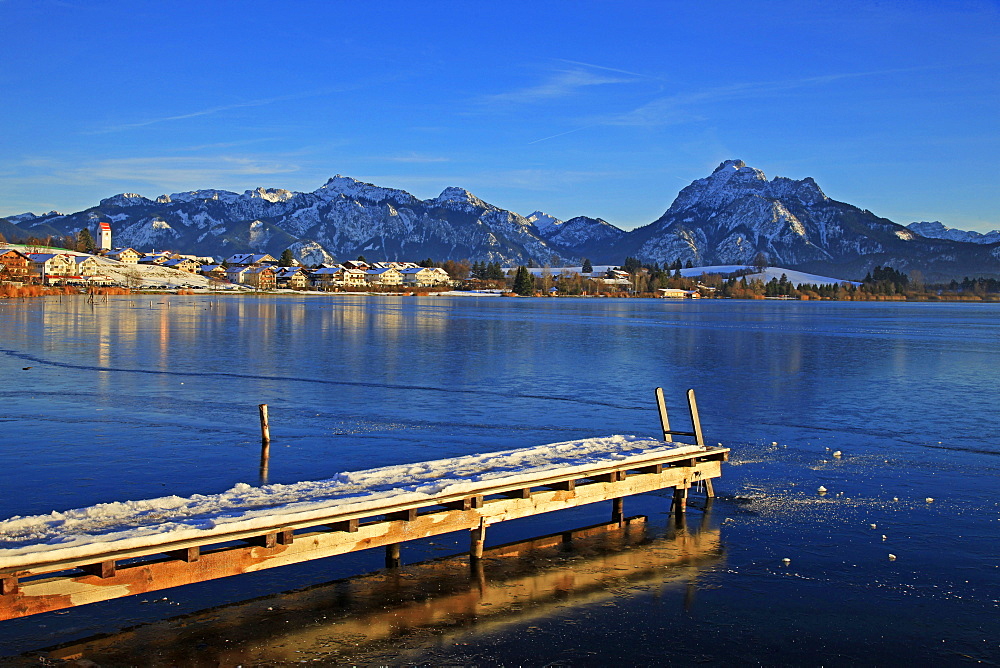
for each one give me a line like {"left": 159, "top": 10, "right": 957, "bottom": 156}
{"left": 44, "top": 514, "right": 721, "bottom": 665}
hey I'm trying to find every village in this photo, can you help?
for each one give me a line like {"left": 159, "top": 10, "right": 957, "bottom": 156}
{"left": 0, "top": 222, "right": 708, "bottom": 297}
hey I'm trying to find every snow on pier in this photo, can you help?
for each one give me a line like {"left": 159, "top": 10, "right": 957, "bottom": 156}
{"left": 0, "top": 434, "right": 728, "bottom": 621}
{"left": 0, "top": 436, "right": 701, "bottom": 568}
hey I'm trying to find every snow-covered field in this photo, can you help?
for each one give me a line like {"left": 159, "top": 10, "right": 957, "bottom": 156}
{"left": 0, "top": 436, "right": 703, "bottom": 568}
{"left": 511, "top": 264, "right": 857, "bottom": 286}
{"left": 680, "top": 265, "right": 860, "bottom": 286}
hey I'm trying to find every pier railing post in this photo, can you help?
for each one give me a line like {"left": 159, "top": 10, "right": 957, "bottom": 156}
{"left": 655, "top": 387, "right": 672, "bottom": 443}
{"left": 656, "top": 387, "right": 705, "bottom": 447}
{"left": 686, "top": 389, "right": 704, "bottom": 446}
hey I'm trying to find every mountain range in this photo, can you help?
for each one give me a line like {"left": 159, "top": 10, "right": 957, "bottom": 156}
{"left": 3, "top": 160, "right": 998, "bottom": 281}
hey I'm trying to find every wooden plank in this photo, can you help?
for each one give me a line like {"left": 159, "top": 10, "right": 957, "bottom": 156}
{"left": 0, "top": 458, "right": 723, "bottom": 620}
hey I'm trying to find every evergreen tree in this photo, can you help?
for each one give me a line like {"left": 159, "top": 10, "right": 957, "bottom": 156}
{"left": 278, "top": 248, "right": 295, "bottom": 266}
{"left": 77, "top": 228, "right": 96, "bottom": 253}
{"left": 582, "top": 258, "right": 593, "bottom": 274}
{"left": 357, "top": 254, "right": 367, "bottom": 263}
{"left": 513, "top": 266, "right": 534, "bottom": 295}
{"left": 623, "top": 256, "right": 643, "bottom": 274}
{"left": 685, "top": 259, "right": 693, "bottom": 269}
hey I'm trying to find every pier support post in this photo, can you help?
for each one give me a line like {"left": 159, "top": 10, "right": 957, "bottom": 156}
{"left": 671, "top": 486, "right": 688, "bottom": 516}
{"left": 470, "top": 517, "right": 487, "bottom": 562}
{"left": 385, "top": 543, "right": 401, "bottom": 569}
{"left": 612, "top": 497, "right": 624, "bottom": 527}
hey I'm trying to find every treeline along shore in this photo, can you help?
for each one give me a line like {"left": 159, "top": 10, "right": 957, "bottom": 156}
{"left": 2, "top": 237, "right": 999, "bottom": 302}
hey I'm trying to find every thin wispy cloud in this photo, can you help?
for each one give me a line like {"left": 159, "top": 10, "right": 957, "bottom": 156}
{"left": 556, "top": 59, "right": 659, "bottom": 81}
{"left": 529, "top": 67, "right": 918, "bottom": 143}
{"left": 382, "top": 153, "right": 451, "bottom": 163}
{"left": 603, "top": 68, "right": 919, "bottom": 127}
{"left": 171, "top": 138, "right": 282, "bottom": 152}
{"left": 527, "top": 125, "right": 599, "bottom": 145}
{"left": 480, "top": 65, "right": 643, "bottom": 106}
{"left": 89, "top": 87, "right": 340, "bottom": 134}
{"left": 8, "top": 155, "right": 301, "bottom": 191}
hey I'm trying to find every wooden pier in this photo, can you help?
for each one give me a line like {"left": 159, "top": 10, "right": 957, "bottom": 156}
{"left": 0, "top": 389, "right": 728, "bottom": 621}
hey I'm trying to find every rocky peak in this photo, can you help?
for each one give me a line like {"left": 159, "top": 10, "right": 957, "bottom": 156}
{"left": 314, "top": 175, "right": 416, "bottom": 206}
{"left": 245, "top": 187, "right": 295, "bottom": 203}
{"left": 99, "top": 193, "right": 152, "bottom": 207}
{"left": 432, "top": 187, "right": 488, "bottom": 210}
{"left": 525, "top": 211, "right": 563, "bottom": 234}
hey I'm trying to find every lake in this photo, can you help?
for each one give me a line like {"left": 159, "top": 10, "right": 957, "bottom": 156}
{"left": 0, "top": 295, "right": 997, "bottom": 663}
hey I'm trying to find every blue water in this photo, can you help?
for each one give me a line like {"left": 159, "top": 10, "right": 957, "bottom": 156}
{"left": 1, "top": 295, "right": 998, "bottom": 662}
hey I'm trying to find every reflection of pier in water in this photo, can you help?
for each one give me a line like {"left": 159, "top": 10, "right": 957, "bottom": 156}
{"left": 45, "top": 515, "right": 722, "bottom": 665}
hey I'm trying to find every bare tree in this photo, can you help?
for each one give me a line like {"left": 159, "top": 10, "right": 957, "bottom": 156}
{"left": 122, "top": 267, "right": 143, "bottom": 290}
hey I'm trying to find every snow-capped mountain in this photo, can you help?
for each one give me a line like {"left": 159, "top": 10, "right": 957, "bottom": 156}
{"left": 4, "top": 177, "right": 587, "bottom": 266}
{"left": 611, "top": 160, "right": 1000, "bottom": 280}
{"left": 544, "top": 216, "right": 626, "bottom": 259}
{"left": 525, "top": 211, "right": 563, "bottom": 235}
{"left": 907, "top": 221, "right": 1000, "bottom": 245}
{"left": 3, "top": 161, "right": 998, "bottom": 280}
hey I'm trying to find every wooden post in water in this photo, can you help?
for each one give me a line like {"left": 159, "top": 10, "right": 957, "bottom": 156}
{"left": 258, "top": 404, "right": 271, "bottom": 483}
{"left": 672, "top": 487, "right": 688, "bottom": 515}
{"left": 470, "top": 517, "right": 487, "bottom": 562}
{"left": 385, "top": 543, "right": 401, "bottom": 569}
{"left": 258, "top": 404, "right": 271, "bottom": 445}
{"left": 612, "top": 497, "right": 624, "bottom": 526}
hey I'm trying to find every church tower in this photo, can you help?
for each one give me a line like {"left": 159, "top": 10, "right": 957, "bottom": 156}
{"left": 99, "top": 222, "right": 112, "bottom": 251}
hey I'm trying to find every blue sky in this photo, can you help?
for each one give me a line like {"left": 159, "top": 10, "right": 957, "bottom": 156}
{"left": 1, "top": 0, "right": 998, "bottom": 231}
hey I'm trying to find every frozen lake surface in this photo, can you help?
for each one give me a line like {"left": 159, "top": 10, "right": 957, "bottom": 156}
{"left": 0, "top": 295, "right": 997, "bottom": 663}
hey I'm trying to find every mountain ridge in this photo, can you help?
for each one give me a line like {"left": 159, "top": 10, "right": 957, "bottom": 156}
{"left": 4, "top": 162, "right": 998, "bottom": 281}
